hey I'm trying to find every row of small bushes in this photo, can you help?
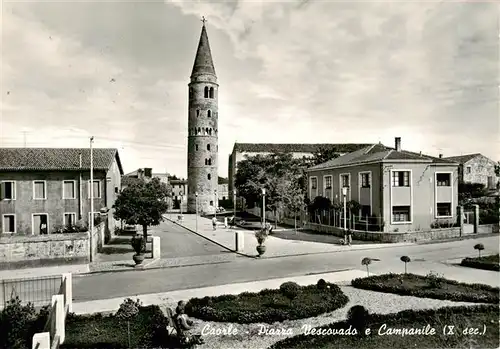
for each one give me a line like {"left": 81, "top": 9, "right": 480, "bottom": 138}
{"left": 461, "top": 254, "right": 500, "bottom": 272}
{"left": 61, "top": 305, "right": 167, "bottom": 349}
{"left": 270, "top": 304, "right": 499, "bottom": 349}
{"left": 351, "top": 273, "right": 499, "bottom": 304}
{"left": 185, "top": 280, "right": 349, "bottom": 324}
{"left": 0, "top": 297, "right": 49, "bottom": 349}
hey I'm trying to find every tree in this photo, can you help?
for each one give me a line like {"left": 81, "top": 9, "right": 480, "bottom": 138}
{"left": 311, "top": 146, "right": 341, "bottom": 166}
{"left": 113, "top": 177, "right": 171, "bottom": 242}
{"left": 474, "top": 243, "right": 484, "bottom": 258}
{"left": 361, "top": 257, "right": 372, "bottom": 276}
{"left": 308, "top": 196, "right": 331, "bottom": 223}
{"left": 282, "top": 179, "right": 304, "bottom": 232}
{"left": 235, "top": 153, "right": 305, "bottom": 226}
{"left": 400, "top": 256, "right": 411, "bottom": 274}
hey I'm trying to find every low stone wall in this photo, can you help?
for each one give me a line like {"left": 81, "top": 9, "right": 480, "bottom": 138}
{"left": 476, "top": 224, "right": 500, "bottom": 235}
{"left": 304, "top": 222, "right": 464, "bottom": 243}
{"left": 0, "top": 233, "right": 90, "bottom": 270}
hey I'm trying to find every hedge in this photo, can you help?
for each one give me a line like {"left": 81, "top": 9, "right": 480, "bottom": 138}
{"left": 185, "top": 281, "right": 349, "bottom": 324}
{"left": 61, "top": 305, "right": 167, "bottom": 348}
{"left": 270, "top": 304, "right": 499, "bottom": 349}
{"left": 351, "top": 273, "right": 499, "bottom": 304}
{"left": 461, "top": 254, "right": 500, "bottom": 272}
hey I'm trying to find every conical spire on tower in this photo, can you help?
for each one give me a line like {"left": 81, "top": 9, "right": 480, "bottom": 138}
{"left": 191, "top": 17, "right": 216, "bottom": 78}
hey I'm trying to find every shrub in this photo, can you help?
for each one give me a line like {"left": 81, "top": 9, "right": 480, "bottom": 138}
{"left": 346, "top": 305, "right": 370, "bottom": 334}
{"left": 62, "top": 305, "right": 167, "bottom": 349}
{"left": 317, "top": 279, "right": 327, "bottom": 290}
{"left": 461, "top": 254, "right": 500, "bottom": 272}
{"left": 351, "top": 273, "right": 499, "bottom": 304}
{"left": 474, "top": 243, "right": 485, "bottom": 258}
{"left": 269, "top": 304, "right": 499, "bottom": 349}
{"left": 0, "top": 297, "right": 48, "bottom": 349}
{"left": 130, "top": 235, "right": 146, "bottom": 254}
{"left": 426, "top": 271, "right": 444, "bottom": 288}
{"left": 186, "top": 281, "right": 349, "bottom": 324}
{"left": 400, "top": 256, "right": 411, "bottom": 274}
{"left": 280, "top": 282, "right": 301, "bottom": 301}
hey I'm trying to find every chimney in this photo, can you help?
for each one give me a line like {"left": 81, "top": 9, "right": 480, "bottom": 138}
{"left": 439, "top": 154, "right": 443, "bottom": 159}
{"left": 395, "top": 137, "right": 401, "bottom": 152}
{"left": 144, "top": 168, "right": 152, "bottom": 178}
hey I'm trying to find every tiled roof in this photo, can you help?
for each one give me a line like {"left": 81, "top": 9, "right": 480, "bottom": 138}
{"left": 218, "top": 176, "right": 228, "bottom": 184}
{"left": 309, "top": 143, "right": 457, "bottom": 170}
{"left": 443, "top": 153, "right": 482, "bottom": 164}
{"left": 233, "top": 143, "right": 370, "bottom": 154}
{"left": 170, "top": 179, "right": 187, "bottom": 184}
{"left": 191, "top": 24, "right": 216, "bottom": 78}
{"left": 0, "top": 148, "right": 123, "bottom": 174}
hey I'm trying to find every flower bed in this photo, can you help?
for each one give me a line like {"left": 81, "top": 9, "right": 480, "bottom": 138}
{"left": 61, "top": 305, "right": 167, "bottom": 348}
{"left": 185, "top": 280, "right": 349, "bottom": 324}
{"left": 351, "top": 273, "right": 499, "bottom": 304}
{"left": 269, "top": 304, "right": 499, "bottom": 349}
{"left": 461, "top": 254, "right": 500, "bottom": 272}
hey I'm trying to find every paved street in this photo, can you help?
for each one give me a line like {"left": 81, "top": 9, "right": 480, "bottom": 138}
{"left": 96, "top": 220, "right": 226, "bottom": 262}
{"left": 73, "top": 235, "right": 499, "bottom": 301}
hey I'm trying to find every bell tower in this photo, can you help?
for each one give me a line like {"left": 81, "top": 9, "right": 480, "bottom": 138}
{"left": 187, "top": 18, "right": 218, "bottom": 214}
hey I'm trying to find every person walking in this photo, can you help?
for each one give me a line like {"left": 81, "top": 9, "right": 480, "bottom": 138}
{"left": 212, "top": 216, "right": 217, "bottom": 231}
{"left": 347, "top": 229, "right": 353, "bottom": 246}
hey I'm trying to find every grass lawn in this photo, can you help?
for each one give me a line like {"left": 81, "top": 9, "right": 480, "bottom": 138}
{"left": 351, "top": 273, "right": 499, "bottom": 304}
{"left": 461, "top": 254, "right": 500, "bottom": 272}
{"left": 61, "top": 306, "right": 167, "bottom": 349}
{"left": 186, "top": 281, "right": 349, "bottom": 324}
{"left": 270, "top": 305, "right": 499, "bottom": 349}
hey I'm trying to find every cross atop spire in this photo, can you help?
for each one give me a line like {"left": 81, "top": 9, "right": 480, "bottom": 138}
{"left": 191, "top": 19, "right": 216, "bottom": 78}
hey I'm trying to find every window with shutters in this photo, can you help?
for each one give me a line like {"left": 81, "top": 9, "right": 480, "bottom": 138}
{"left": 63, "top": 180, "right": 76, "bottom": 199}
{"left": 87, "top": 180, "right": 101, "bottom": 199}
{"left": 64, "top": 213, "right": 76, "bottom": 227}
{"left": 2, "top": 214, "right": 15, "bottom": 233}
{"left": 0, "top": 181, "right": 15, "bottom": 200}
{"left": 392, "top": 171, "right": 410, "bottom": 187}
{"left": 33, "top": 181, "right": 46, "bottom": 200}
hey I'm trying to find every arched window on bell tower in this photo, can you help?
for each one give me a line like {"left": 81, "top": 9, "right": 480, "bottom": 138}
{"left": 207, "top": 144, "right": 211, "bottom": 151}
{"left": 204, "top": 86, "right": 209, "bottom": 98}
{"left": 208, "top": 159, "right": 212, "bottom": 165}
{"left": 207, "top": 110, "right": 211, "bottom": 118}
{"left": 209, "top": 87, "right": 214, "bottom": 99}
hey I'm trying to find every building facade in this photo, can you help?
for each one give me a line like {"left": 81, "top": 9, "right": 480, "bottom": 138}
{"left": 0, "top": 148, "right": 123, "bottom": 235}
{"left": 228, "top": 143, "right": 370, "bottom": 198}
{"left": 444, "top": 153, "right": 499, "bottom": 189}
{"left": 306, "top": 138, "right": 459, "bottom": 232}
{"left": 187, "top": 22, "right": 219, "bottom": 214}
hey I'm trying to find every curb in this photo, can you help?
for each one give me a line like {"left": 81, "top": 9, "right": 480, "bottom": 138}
{"left": 166, "top": 217, "right": 419, "bottom": 260}
{"left": 416, "top": 233, "right": 499, "bottom": 245}
{"left": 165, "top": 217, "right": 258, "bottom": 259}
{"left": 79, "top": 259, "right": 236, "bottom": 277}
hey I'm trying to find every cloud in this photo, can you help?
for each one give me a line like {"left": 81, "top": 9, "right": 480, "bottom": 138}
{"left": 170, "top": 0, "right": 499, "bottom": 159}
{"left": 1, "top": 1, "right": 498, "bottom": 180}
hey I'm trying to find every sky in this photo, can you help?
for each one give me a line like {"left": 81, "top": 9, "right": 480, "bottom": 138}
{"left": 1, "top": 0, "right": 498, "bottom": 178}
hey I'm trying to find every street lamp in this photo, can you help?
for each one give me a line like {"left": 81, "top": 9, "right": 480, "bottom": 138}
{"left": 179, "top": 190, "right": 183, "bottom": 217}
{"left": 89, "top": 136, "right": 94, "bottom": 263}
{"left": 233, "top": 189, "right": 237, "bottom": 224}
{"left": 195, "top": 192, "right": 198, "bottom": 233}
{"left": 214, "top": 189, "right": 218, "bottom": 219}
{"left": 262, "top": 188, "right": 266, "bottom": 228}
{"left": 342, "top": 187, "right": 348, "bottom": 232}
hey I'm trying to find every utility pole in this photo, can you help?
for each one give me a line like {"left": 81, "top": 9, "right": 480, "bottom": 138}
{"left": 90, "top": 136, "right": 94, "bottom": 263}
{"left": 22, "top": 131, "right": 27, "bottom": 147}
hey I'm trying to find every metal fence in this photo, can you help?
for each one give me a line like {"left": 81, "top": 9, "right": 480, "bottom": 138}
{"left": 308, "top": 209, "right": 385, "bottom": 232}
{"left": 0, "top": 274, "right": 63, "bottom": 309}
